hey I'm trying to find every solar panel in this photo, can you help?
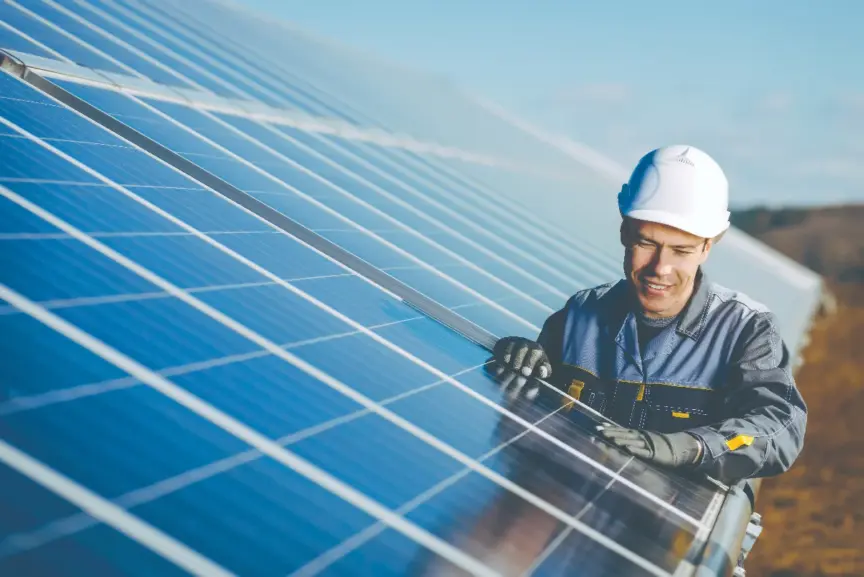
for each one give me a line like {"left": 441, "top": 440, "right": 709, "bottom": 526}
{"left": 0, "top": 1, "right": 821, "bottom": 576}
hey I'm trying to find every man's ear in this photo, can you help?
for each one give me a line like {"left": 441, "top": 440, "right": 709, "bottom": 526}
{"left": 699, "top": 238, "right": 714, "bottom": 263}
{"left": 620, "top": 220, "right": 628, "bottom": 247}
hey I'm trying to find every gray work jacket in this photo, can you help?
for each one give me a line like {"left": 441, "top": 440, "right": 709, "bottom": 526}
{"left": 537, "top": 270, "right": 808, "bottom": 484}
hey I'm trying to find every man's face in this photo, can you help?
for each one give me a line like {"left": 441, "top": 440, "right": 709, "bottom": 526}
{"left": 621, "top": 219, "right": 712, "bottom": 318}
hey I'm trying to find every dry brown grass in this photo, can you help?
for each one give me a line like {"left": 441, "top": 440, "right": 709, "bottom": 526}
{"left": 745, "top": 283, "right": 864, "bottom": 577}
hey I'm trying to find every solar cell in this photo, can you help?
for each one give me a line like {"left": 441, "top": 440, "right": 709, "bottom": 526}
{"left": 0, "top": 0, "right": 822, "bottom": 574}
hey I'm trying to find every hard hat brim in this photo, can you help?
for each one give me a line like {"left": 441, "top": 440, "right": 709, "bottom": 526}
{"left": 624, "top": 208, "right": 730, "bottom": 240}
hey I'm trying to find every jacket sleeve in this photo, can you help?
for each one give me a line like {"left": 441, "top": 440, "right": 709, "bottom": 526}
{"left": 687, "top": 311, "right": 808, "bottom": 485}
{"left": 536, "top": 300, "right": 570, "bottom": 369}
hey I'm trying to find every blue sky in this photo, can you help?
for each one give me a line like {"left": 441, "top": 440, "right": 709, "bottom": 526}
{"left": 243, "top": 0, "right": 864, "bottom": 208}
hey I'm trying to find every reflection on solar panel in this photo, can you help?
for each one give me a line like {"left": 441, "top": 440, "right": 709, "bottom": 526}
{"left": 0, "top": 1, "right": 821, "bottom": 576}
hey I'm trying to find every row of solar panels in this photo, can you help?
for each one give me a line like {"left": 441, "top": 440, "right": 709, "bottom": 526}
{"left": 0, "top": 0, "right": 821, "bottom": 576}
{"left": 0, "top": 59, "right": 722, "bottom": 576}
{"left": 0, "top": 0, "right": 822, "bottom": 356}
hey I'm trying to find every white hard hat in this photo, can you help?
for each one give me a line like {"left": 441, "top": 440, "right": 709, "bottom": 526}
{"left": 618, "top": 145, "right": 731, "bottom": 239}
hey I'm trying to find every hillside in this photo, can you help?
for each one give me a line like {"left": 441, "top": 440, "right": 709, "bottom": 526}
{"left": 730, "top": 205, "right": 864, "bottom": 577}
{"left": 732, "top": 204, "right": 864, "bottom": 287}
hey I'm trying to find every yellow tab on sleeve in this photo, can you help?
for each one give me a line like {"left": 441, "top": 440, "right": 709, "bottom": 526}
{"left": 562, "top": 380, "right": 584, "bottom": 411}
{"left": 568, "top": 380, "right": 584, "bottom": 400}
{"left": 671, "top": 411, "right": 690, "bottom": 419}
{"left": 636, "top": 384, "right": 645, "bottom": 402}
{"left": 726, "top": 435, "right": 755, "bottom": 451}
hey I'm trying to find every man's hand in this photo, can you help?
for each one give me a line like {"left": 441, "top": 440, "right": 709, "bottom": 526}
{"left": 597, "top": 426, "right": 703, "bottom": 468}
{"left": 492, "top": 337, "right": 552, "bottom": 379}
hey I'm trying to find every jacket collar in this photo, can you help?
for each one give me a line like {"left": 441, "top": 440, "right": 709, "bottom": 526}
{"left": 676, "top": 268, "right": 713, "bottom": 340}
{"left": 603, "top": 268, "right": 713, "bottom": 342}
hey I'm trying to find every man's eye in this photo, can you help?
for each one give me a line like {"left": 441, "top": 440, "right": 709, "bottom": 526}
{"left": 675, "top": 249, "right": 694, "bottom": 256}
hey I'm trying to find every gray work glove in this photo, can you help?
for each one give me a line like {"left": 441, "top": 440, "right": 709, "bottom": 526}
{"left": 597, "top": 426, "right": 702, "bottom": 468}
{"left": 491, "top": 337, "right": 552, "bottom": 379}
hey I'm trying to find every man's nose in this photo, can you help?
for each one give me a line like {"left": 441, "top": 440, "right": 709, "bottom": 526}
{"left": 649, "top": 249, "right": 675, "bottom": 277}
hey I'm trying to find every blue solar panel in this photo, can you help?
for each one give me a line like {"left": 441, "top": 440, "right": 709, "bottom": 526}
{"left": 0, "top": 1, "right": 821, "bottom": 575}
{"left": 0, "top": 1, "right": 126, "bottom": 73}
{"left": 0, "top": 20, "right": 54, "bottom": 59}
{"left": 46, "top": 81, "right": 552, "bottom": 337}
{"left": 80, "top": 0, "right": 285, "bottom": 107}
{"left": 0, "top": 68, "right": 723, "bottom": 575}
{"left": 0, "top": 467, "right": 192, "bottom": 577}
{"left": 22, "top": 0, "right": 208, "bottom": 93}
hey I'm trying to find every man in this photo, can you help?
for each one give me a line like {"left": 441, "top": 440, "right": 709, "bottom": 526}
{"left": 492, "top": 145, "right": 807, "bottom": 485}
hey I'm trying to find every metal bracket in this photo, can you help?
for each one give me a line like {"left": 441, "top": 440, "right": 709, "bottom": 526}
{"left": 733, "top": 511, "right": 763, "bottom": 576}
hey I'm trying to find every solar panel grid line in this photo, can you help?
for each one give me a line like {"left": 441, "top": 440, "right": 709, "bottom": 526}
{"left": 31, "top": 0, "right": 203, "bottom": 97}
{"left": 0, "top": 16, "right": 65, "bottom": 61}
{"left": 290, "top": 403, "right": 572, "bottom": 577}
{"left": 0, "top": 362, "right": 484, "bottom": 559}
{"left": 0, "top": 283, "right": 501, "bottom": 577}
{"left": 5, "top": 66, "right": 505, "bottom": 353}
{"left": 120, "top": 91, "right": 542, "bottom": 332}
{"left": 0, "top": 3, "right": 120, "bottom": 74}
{"left": 239, "top": 110, "right": 501, "bottom": 167}
{"left": 412, "top": 155, "right": 620, "bottom": 265}
{"left": 122, "top": 0, "right": 353, "bottom": 124}
{"left": 17, "top": 53, "right": 525, "bottom": 175}
{"left": 0, "top": 228, "right": 286, "bottom": 239}
{"left": 0, "top": 131, "right": 697, "bottom": 531}
{"left": 474, "top": 97, "right": 625, "bottom": 185}
{"left": 0, "top": 439, "right": 235, "bottom": 577}
{"left": 521, "top": 457, "right": 634, "bottom": 577}
{"left": 696, "top": 489, "right": 726, "bottom": 528}
{"left": 279, "top": 129, "right": 574, "bottom": 299}
{"left": 78, "top": 0, "right": 288, "bottom": 108}
{"left": 1, "top": 73, "right": 588, "bottom": 414}
{"left": 0, "top": 312, "right": 429, "bottom": 418}
{"left": 0, "top": 140, "right": 696, "bottom": 544}
{"left": 146, "top": 0, "right": 389, "bottom": 128}
{"left": 5, "top": 0, "right": 148, "bottom": 81}
{"left": 0, "top": 24, "right": 728, "bottom": 568}
{"left": 55, "top": 0, "right": 249, "bottom": 103}
{"left": 74, "top": 0, "right": 594, "bottom": 296}
{"left": 671, "top": 490, "right": 727, "bottom": 577}
{"left": 334, "top": 142, "right": 613, "bottom": 289}
{"left": 385, "top": 151, "right": 625, "bottom": 280}
{"left": 85, "top": 0, "right": 283, "bottom": 108}
{"left": 0, "top": 181, "right": 685, "bottom": 574}
{"left": 0, "top": 75, "right": 460, "bottom": 322}
{"left": 0, "top": 178, "right": 199, "bottom": 189}
{"left": 0, "top": 66, "right": 411, "bottom": 306}
{"left": 189, "top": 0, "right": 385, "bottom": 124}
{"left": 0, "top": 175, "right": 704, "bottom": 551}
{"left": 0, "top": 274, "right": 355, "bottom": 316}
{"left": 196, "top": 109, "right": 561, "bottom": 314}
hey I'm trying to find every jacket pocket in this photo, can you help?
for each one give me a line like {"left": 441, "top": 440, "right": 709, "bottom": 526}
{"left": 554, "top": 364, "right": 615, "bottom": 415}
{"left": 642, "top": 384, "right": 714, "bottom": 433}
